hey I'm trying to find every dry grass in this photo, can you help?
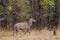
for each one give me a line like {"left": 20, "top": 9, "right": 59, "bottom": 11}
{"left": 0, "top": 27, "right": 60, "bottom": 40}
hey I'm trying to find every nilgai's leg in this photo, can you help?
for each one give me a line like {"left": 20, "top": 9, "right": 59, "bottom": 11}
{"left": 13, "top": 26, "right": 18, "bottom": 36}
{"left": 13, "top": 29, "right": 19, "bottom": 40}
{"left": 13, "top": 27, "right": 18, "bottom": 40}
{"left": 24, "top": 29, "right": 30, "bottom": 34}
{"left": 28, "top": 28, "right": 31, "bottom": 34}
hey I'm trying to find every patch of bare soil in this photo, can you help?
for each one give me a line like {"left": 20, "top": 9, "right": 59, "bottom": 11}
{"left": 0, "top": 28, "right": 60, "bottom": 40}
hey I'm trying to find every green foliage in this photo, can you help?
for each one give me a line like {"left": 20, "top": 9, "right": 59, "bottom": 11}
{"left": 0, "top": 5, "right": 4, "bottom": 12}
{"left": 41, "top": 0, "right": 55, "bottom": 9}
{"left": 17, "top": 0, "right": 32, "bottom": 20}
{"left": 7, "top": 5, "right": 13, "bottom": 12}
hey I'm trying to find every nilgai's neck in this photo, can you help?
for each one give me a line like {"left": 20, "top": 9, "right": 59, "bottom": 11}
{"left": 28, "top": 20, "right": 33, "bottom": 26}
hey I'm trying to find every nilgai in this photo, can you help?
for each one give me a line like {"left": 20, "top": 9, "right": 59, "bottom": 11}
{"left": 14, "top": 18, "right": 36, "bottom": 33}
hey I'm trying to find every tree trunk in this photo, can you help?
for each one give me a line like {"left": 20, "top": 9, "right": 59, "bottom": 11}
{"left": 29, "top": 0, "right": 41, "bottom": 28}
{"left": 53, "top": 0, "right": 59, "bottom": 35}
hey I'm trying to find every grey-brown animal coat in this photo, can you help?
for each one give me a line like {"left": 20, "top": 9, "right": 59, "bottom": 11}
{"left": 14, "top": 18, "right": 36, "bottom": 32}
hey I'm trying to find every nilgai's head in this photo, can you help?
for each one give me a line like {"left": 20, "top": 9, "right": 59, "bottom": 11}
{"left": 29, "top": 18, "right": 36, "bottom": 23}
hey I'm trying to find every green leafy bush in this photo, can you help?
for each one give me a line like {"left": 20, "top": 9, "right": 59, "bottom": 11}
{"left": 41, "top": 0, "right": 55, "bottom": 9}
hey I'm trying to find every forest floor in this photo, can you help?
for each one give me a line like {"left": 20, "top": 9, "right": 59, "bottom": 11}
{"left": 0, "top": 27, "right": 60, "bottom": 40}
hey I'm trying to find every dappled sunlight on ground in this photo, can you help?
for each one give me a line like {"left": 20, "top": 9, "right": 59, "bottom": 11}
{"left": 0, "top": 28, "right": 60, "bottom": 40}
